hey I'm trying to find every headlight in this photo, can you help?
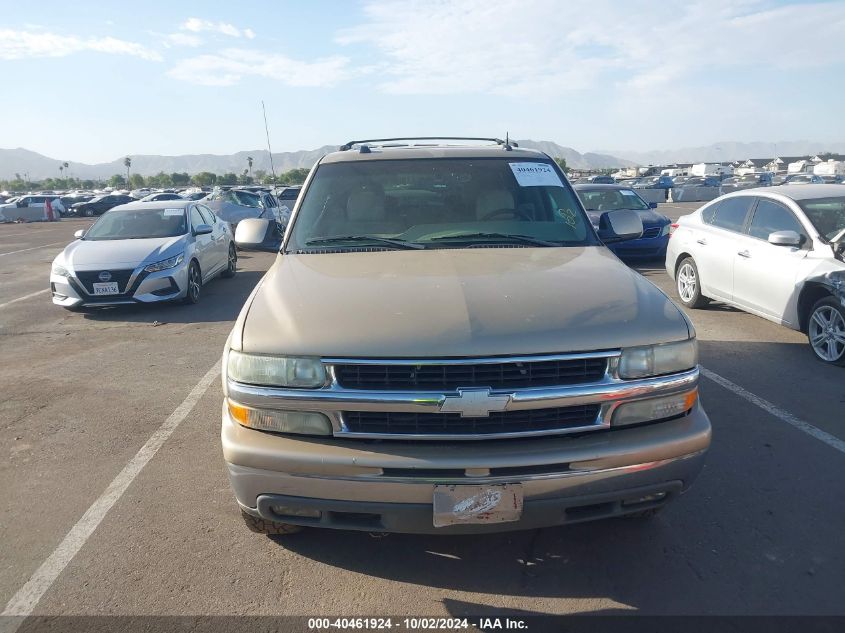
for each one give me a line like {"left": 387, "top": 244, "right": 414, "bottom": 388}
{"left": 619, "top": 339, "right": 697, "bottom": 379}
{"left": 612, "top": 389, "right": 698, "bottom": 427}
{"left": 227, "top": 400, "right": 332, "bottom": 435}
{"left": 51, "top": 263, "right": 70, "bottom": 277}
{"left": 143, "top": 253, "right": 184, "bottom": 273}
{"left": 227, "top": 351, "right": 327, "bottom": 388}
{"left": 660, "top": 223, "right": 671, "bottom": 236}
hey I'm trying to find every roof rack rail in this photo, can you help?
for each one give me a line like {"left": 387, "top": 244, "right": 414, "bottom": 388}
{"left": 339, "top": 137, "right": 518, "bottom": 151}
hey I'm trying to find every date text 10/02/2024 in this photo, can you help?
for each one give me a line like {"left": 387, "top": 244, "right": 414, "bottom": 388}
{"left": 307, "top": 617, "right": 528, "bottom": 630}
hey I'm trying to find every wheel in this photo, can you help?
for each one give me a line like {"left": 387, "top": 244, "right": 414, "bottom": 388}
{"left": 83, "top": 208, "right": 93, "bottom": 217}
{"left": 675, "top": 257, "right": 709, "bottom": 308}
{"left": 221, "top": 244, "right": 237, "bottom": 278}
{"left": 183, "top": 261, "right": 201, "bottom": 304}
{"left": 240, "top": 510, "right": 303, "bottom": 535}
{"left": 807, "top": 297, "right": 845, "bottom": 366}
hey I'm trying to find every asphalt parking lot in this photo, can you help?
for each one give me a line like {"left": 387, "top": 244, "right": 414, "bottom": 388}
{"left": 2, "top": 204, "right": 844, "bottom": 620}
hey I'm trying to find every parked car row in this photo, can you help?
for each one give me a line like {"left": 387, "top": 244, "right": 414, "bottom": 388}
{"left": 2, "top": 184, "right": 304, "bottom": 226}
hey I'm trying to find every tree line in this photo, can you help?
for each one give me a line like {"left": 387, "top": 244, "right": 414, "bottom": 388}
{"left": 0, "top": 167, "right": 311, "bottom": 192}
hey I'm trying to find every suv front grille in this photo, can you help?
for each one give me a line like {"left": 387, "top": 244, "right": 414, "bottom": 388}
{"left": 75, "top": 269, "right": 135, "bottom": 294}
{"left": 343, "top": 405, "right": 601, "bottom": 436}
{"left": 334, "top": 357, "right": 607, "bottom": 391}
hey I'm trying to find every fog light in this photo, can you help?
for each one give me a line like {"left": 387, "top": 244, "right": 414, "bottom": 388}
{"left": 623, "top": 491, "right": 667, "bottom": 506}
{"left": 612, "top": 389, "right": 698, "bottom": 427}
{"left": 227, "top": 400, "right": 332, "bottom": 436}
{"left": 272, "top": 506, "right": 322, "bottom": 519}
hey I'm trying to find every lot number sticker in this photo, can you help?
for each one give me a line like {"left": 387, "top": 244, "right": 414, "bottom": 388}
{"left": 621, "top": 190, "right": 637, "bottom": 196}
{"left": 163, "top": 208, "right": 184, "bottom": 216}
{"left": 509, "top": 162, "right": 563, "bottom": 187}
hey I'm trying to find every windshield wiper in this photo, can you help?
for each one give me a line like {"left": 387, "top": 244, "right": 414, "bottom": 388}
{"left": 305, "top": 235, "right": 426, "bottom": 250}
{"left": 427, "top": 232, "right": 560, "bottom": 247}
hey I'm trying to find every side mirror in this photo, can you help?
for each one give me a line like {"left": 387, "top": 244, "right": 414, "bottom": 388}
{"left": 193, "top": 224, "right": 213, "bottom": 236}
{"left": 768, "top": 230, "right": 801, "bottom": 247}
{"left": 74, "top": 229, "right": 85, "bottom": 239}
{"left": 648, "top": 202, "right": 658, "bottom": 209}
{"left": 234, "top": 218, "right": 281, "bottom": 252}
{"left": 597, "top": 209, "right": 643, "bottom": 243}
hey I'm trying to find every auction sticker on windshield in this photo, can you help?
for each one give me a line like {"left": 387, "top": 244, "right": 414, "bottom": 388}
{"left": 509, "top": 162, "right": 562, "bottom": 187}
{"left": 163, "top": 208, "right": 183, "bottom": 216}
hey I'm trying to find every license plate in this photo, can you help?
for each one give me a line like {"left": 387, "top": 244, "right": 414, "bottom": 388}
{"left": 92, "top": 282, "right": 119, "bottom": 295}
{"left": 433, "top": 484, "right": 523, "bottom": 527}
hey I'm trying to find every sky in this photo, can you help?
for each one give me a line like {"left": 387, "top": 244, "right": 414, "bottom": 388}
{"left": 1, "top": 0, "right": 843, "bottom": 163}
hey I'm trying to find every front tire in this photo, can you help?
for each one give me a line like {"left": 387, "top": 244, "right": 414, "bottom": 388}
{"left": 183, "top": 261, "right": 201, "bottom": 304}
{"left": 675, "top": 257, "right": 709, "bottom": 309}
{"left": 807, "top": 297, "right": 845, "bottom": 366}
{"left": 240, "top": 510, "right": 303, "bottom": 535}
{"left": 83, "top": 208, "right": 93, "bottom": 217}
{"left": 221, "top": 244, "right": 237, "bottom": 278}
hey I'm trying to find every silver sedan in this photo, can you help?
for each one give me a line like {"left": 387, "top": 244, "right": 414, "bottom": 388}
{"left": 50, "top": 200, "right": 236, "bottom": 310}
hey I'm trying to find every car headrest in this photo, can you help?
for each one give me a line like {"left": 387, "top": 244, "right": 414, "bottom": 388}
{"left": 476, "top": 190, "right": 515, "bottom": 219}
{"left": 347, "top": 190, "right": 385, "bottom": 221}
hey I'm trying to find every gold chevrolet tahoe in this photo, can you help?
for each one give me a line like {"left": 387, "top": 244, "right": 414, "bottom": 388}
{"left": 222, "top": 137, "right": 711, "bottom": 535}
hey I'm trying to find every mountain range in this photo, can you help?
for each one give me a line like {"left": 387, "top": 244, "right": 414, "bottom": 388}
{"left": 2, "top": 139, "right": 844, "bottom": 180}
{"left": 0, "top": 140, "right": 632, "bottom": 180}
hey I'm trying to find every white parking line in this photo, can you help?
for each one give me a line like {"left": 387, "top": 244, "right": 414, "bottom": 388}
{"left": 0, "top": 289, "right": 49, "bottom": 310}
{"left": 701, "top": 366, "right": 845, "bottom": 455}
{"left": 0, "top": 242, "right": 64, "bottom": 257}
{"left": 1, "top": 360, "right": 222, "bottom": 621}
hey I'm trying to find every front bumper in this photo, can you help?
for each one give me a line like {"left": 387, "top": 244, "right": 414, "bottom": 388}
{"left": 50, "top": 264, "right": 189, "bottom": 308}
{"left": 609, "top": 234, "right": 669, "bottom": 259}
{"left": 223, "top": 401, "right": 711, "bottom": 534}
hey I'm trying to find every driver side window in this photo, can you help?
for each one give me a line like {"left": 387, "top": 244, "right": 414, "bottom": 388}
{"left": 190, "top": 207, "right": 205, "bottom": 231}
{"left": 747, "top": 199, "right": 808, "bottom": 247}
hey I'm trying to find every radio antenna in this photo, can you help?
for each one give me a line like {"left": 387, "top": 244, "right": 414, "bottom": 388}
{"left": 262, "top": 100, "right": 277, "bottom": 184}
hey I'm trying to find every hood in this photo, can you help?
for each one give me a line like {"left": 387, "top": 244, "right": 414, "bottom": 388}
{"left": 61, "top": 235, "right": 186, "bottom": 268}
{"left": 239, "top": 247, "right": 691, "bottom": 358}
{"left": 204, "top": 199, "right": 262, "bottom": 225}
{"left": 587, "top": 209, "right": 668, "bottom": 227}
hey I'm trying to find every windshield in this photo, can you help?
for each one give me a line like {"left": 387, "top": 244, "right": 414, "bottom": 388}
{"left": 83, "top": 207, "right": 187, "bottom": 241}
{"left": 577, "top": 188, "right": 649, "bottom": 211}
{"left": 286, "top": 158, "right": 596, "bottom": 251}
{"left": 797, "top": 197, "right": 845, "bottom": 241}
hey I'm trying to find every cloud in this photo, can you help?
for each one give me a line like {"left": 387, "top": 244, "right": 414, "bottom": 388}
{"left": 337, "top": 0, "right": 845, "bottom": 95}
{"left": 164, "top": 32, "right": 203, "bottom": 48}
{"left": 181, "top": 17, "right": 256, "bottom": 39}
{"left": 166, "top": 48, "right": 351, "bottom": 87}
{"left": 0, "top": 29, "right": 162, "bottom": 61}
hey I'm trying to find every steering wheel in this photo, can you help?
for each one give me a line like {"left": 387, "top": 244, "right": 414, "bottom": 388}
{"left": 481, "top": 208, "right": 532, "bottom": 221}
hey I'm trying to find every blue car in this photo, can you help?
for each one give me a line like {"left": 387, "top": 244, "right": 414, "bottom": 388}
{"left": 574, "top": 184, "right": 671, "bottom": 260}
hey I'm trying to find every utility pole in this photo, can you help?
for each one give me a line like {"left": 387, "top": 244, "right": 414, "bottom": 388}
{"left": 262, "top": 101, "right": 277, "bottom": 184}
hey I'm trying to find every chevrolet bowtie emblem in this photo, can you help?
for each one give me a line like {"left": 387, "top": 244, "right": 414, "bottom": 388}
{"left": 439, "top": 388, "right": 512, "bottom": 418}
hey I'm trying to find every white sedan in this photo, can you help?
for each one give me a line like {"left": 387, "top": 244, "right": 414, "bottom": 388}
{"left": 50, "top": 200, "right": 236, "bottom": 310}
{"left": 666, "top": 185, "right": 845, "bottom": 366}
